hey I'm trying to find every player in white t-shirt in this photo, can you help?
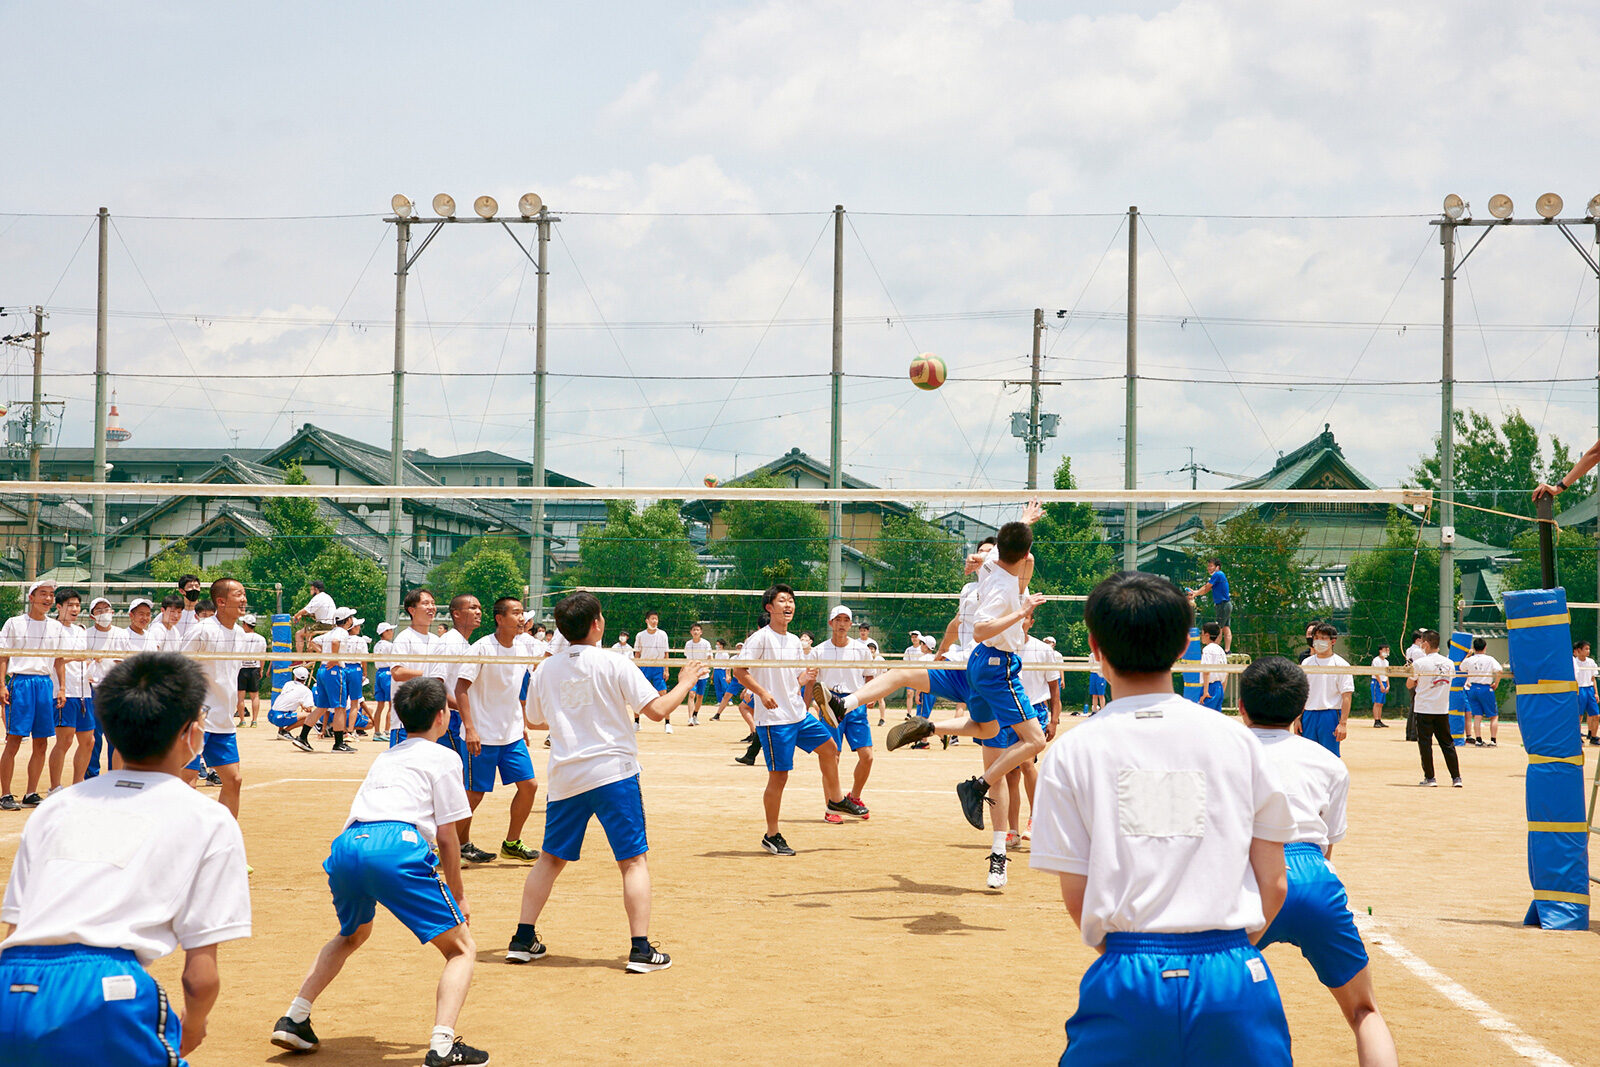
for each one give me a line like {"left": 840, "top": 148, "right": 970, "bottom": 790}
{"left": 1030, "top": 572, "right": 1295, "bottom": 1064}
{"left": 1460, "top": 637, "right": 1503, "bottom": 747}
{"left": 2, "top": 651, "right": 251, "bottom": 1064}
{"left": 235, "top": 614, "right": 268, "bottom": 729}
{"left": 388, "top": 589, "right": 445, "bottom": 748}
{"left": 342, "top": 617, "right": 371, "bottom": 736}
{"left": 1198, "top": 621, "right": 1228, "bottom": 712}
{"left": 1408, "top": 630, "right": 1461, "bottom": 787}
{"left": 455, "top": 597, "right": 542, "bottom": 864}
{"left": 1574, "top": 640, "right": 1600, "bottom": 746}
{"left": 1368, "top": 644, "right": 1391, "bottom": 728}
{"left": 178, "top": 578, "right": 253, "bottom": 819}
{"left": 270, "top": 666, "right": 321, "bottom": 747}
{"left": 1300, "top": 623, "right": 1355, "bottom": 757}
{"left": 292, "top": 580, "right": 337, "bottom": 626}
{"left": 272, "top": 676, "right": 487, "bottom": 1067}
{"left": 812, "top": 605, "right": 876, "bottom": 817}
{"left": 681, "top": 623, "right": 712, "bottom": 726}
{"left": 1239, "top": 656, "right": 1398, "bottom": 1067}
{"left": 634, "top": 612, "right": 673, "bottom": 732}
{"left": 308, "top": 610, "right": 352, "bottom": 751}
{"left": 81, "top": 596, "right": 128, "bottom": 780}
{"left": 733, "top": 584, "right": 866, "bottom": 856}
{"left": 370, "top": 621, "right": 397, "bottom": 742}
{"left": 509, "top": 591, "right": 708, "bottom": 974}
{"left": 436, "top": 595, "right": 489, "bottom": 863}
{"left": 49, "top": 588, "right": 95, "bottom": 791}
{"left": 0, "top": 579, "right": 65, "bottom": 809}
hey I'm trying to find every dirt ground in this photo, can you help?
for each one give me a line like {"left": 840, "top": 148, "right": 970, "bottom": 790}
{"left": 2, "top": 706, "right": 1594, "bottom": 1066}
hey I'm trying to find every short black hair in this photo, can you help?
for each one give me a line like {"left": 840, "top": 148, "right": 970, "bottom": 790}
{"left": 1472, "top": 637, "right": 1487, "bottom": 652}
{"left": 690, "top": 621, "right": 702, "bottom": 631}
{"left": 54, "top": 587, "right": 81, "bottom": 606}
{"left": 995, "top": 521, "right": 1032, "bottom": 564}
{"left": 1084, "top": 572, "right": 1192, "bottom": 674}
{"left": 1201, "top": 621, "right": 1221, "bottom": 640}
{"left": 95, "top": 652, "right": 205, "bottom": 762}
{"left": 1576, "top": 640, "right": 1590, "bottom": 653}
{"left": 1239, "top": 656, "right": 1308, "bottom": 727}
{"left": 449, "top": 593, "right": 478, "bottom": 615}
{"left": 555, "top": 591, "right": 601, "bottom": 644}
{"left": 403, "top": 588, "right": 432, "bottom": 612}
{"left": 715, "top": 638, "right": 726, "bottom": 648}
{"left": 761, "top": 584, "right": 794, "bottom": 609}
{"left": 309, "top": 579, "right": 325, "bottom": 591}
{"left": 492, "top": 596, "right": 522, "bottom": 618}
{"left": 1206, "top": 557, "right": 1221, "bottom": 566}
{"left": 210, "top": 576, "right": 242, "bottom": 602}
{"left": 645, "top": 608, "right": 659, "bottom": 619}
{"left": 178, "top": 574, "right": 199, "bottom": 588}
{"left": 1419, "top": 629, "right": 1440, "bottom": 649}
{"left": 196, "top": 599, "right": 215, "bottom": 614}
{"left": 394, "top": 677, "right": 447, "bottom": 734}
{"left": 161, "top": 594, "right": 185, "bottom": 611}
{"left": 1314, "top": 623, "right": 1338, "bottom": 640}
{"left": 1377, "top": 643, "right": 1390, "bottom": 652}
{"left": 978, "top": 535, "right": 998, "bottom": 549}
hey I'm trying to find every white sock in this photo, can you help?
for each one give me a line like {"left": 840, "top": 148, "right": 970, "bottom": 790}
{"left": 430, "top": 1026, "right": 455, "bottom": 1056}
{"left": 842, "top": 694, "right": 861, "bottom": 711}
{"left": 993, "top": 831, "right": 1007, "bottom": 857}
{"left": 287, "top": 996, "right": 313, "bottom": 1023}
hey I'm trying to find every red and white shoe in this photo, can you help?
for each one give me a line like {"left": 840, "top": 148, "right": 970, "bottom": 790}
{"left": 823, "top": 811, "right": 844, "bottom": 824}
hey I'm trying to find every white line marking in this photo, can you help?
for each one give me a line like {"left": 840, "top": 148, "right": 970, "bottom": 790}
{"left": 242, "top": 777, "right": 364, "bottom": 791}
{"left": 1355, "top": 916, "right": 1573, "bottom": 1066}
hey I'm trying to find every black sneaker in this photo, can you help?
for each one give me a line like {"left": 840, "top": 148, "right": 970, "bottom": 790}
{"left": 734, "top": 752, "right": 757, "bottom": 766}
{"left": 956, "top": 776, "right": 990, "bottom": 829}
{"left": 291, "top": 734, "right": 315, "bottom": 752}
{"left": 424, "top": 1037, "right": 490, "bottom": 1066}
{"left": 810, "top": 682, "right": 845, "bottom": 728}
{"left": 330, "top": 742, "right": 357, "bottom": 754}
{"left": 506, "top": 931, "right": 547, "bottom": 963}
{"left": 761, "top": 832, "right": 795, "bottom": 856}
{"left": 887, "top": 716, "right": 935, "bottom": 751}
{"left": 276, "top": 727, "right": 293, "bottom": 741}
{"left": 0, "top": 794, "right": 18, "bottom": 811}
{"left": 826, "top": 795, "right": 869, "bottom": 820}
{"left": 1373, "top": 719, "right": 1389, "bottom": 728}
{"left": 461, "top": 843, "right": 496, "bottom": 864}
{"left": 1452, "top": 777, "right": 1464, "bottom": 788}
{"left": 270, "top": 1015, "right": 320, "bottom": 1053}
{"left": 20, "top": 792, "right": 42, "bottom": 807}
{"left": 204, "top": 770, "right": 222, "bottom": 786}
{"left": 626, "top": 941, "right": 672, "bottom": 973}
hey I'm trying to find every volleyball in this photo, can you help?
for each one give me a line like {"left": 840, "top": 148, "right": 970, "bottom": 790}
{"left": 909, "top": 353, "right": 947, "bottom": 391}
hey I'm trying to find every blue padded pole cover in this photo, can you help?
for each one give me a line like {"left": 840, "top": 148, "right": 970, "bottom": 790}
{"left": 1503, "top": 589, "right": 1589, "bottom": 931}
{"left": 270, "top": 613, "right": 292, "bottom": 700}
{"left": 1448, "top": 631, "right": 1471, "bottom": 747}
{"left": 1182, "top": 627, "right": 1202, "bottom": 703}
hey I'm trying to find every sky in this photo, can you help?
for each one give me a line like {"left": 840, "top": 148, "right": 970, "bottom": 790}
{"left": 3, "top": 0, "right": 1600, "bottom": 503}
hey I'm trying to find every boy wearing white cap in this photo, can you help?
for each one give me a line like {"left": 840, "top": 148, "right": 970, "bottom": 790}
{"left": 270, "top": 667, "right": 320, "bottom": 750}
{"left": 372, "top": 621, "right": 396, "bottom": 742}
{"left": 50, "top": 588, "right": 97, "bottom": 791}
{"left": 310, "top": 609, "right": 353, "bottom": 754}
{"left": 236, "top": 615, "right": 267, "bottom": 729}
{"left": 343, "top": 617, "right": 371, "bottom": 736}
{"left": 82, "top": 596, "right": 127, "bottom": 780}
{"left": 812, "top": 605, "right": 875, "bottom": 817}
{"left": 0, "top": 580, "right": 65, "bottom": 810}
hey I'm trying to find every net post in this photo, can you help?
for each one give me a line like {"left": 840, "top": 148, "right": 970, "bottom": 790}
{"left": 1537, "top": 494, "right": 1557, "bottom": 590}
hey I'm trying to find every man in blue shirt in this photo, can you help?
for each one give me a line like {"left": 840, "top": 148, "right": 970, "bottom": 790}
{"left": 1187, "top": 557, "right": 1232, "bottom": 652}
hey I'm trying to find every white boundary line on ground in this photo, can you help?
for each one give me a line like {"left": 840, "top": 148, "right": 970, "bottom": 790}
{"left": 1355, "top": 915, "right": 1573, "bottom": 1066}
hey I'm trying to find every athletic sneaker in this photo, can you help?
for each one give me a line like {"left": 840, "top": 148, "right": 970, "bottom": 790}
{"left": 506, "top": 931, "right": 547, "bottom": 963}
{"left": 734, "top": 752, "right": 757, "bottom": 766}
{"left": 877, "top": 717, "right": 885, "bottom": 726}
{"left": 761, "top": 832, "right": 796, "bottom": 856}
{"left": 1474, "top": 738, "right": 1485, "bottom": 747}
{"left": 1022, "top": 818, "right": 1032, "bottom": 840}
{"left": 956, "top": 776, "right": 990, "bottom": 829}
{"left": 1419, "top": 778, "right": 1437, "bottom": 787}
{"left": 270, "top": 1015, "right": 320, "bottom": 1053}
{"left": 424, "top": 1037, "right": 490, "bottom": 1066}
{"left": 500, "top": 839, "right": 539, "bottom": 861}
{"left": 986, "top": 852, "right": 1008, "bottom": 889}
{"left": 1374, "top": 719, "right": 1389, "bottom": 728}
{"left": 711, "top": 713, "right": 722, "bottom": 721}
{"left": 290, "top": 734, "right": 315, "bottom": 753}
{"left": 826, "top": 795, "right": 869, "bottom": 820}
{"left": 275, "top": 727, "right": 292, "bottom": 742}
{"left": 688, "top": 715, "right": 698, "bottom": 726}
{"left": 20, "top": 792, "right": 42, "bottom": 807}
{"left": 1488, "top": 739, "right": 1497, "bottom": 747}
{"left": 811, "top": 682, "right": 844, "bottom": 728}
{"left": 461, "top": 843, "right": 496, "bottom": 864}
{"left": 823, "top": 811, "right": 843, "bottom": 824}
{"left": 845, "top": 792, "right": 871, "bottom": 819}
{"left": 887, "top": 716, "right": 935, "bottom": 751}
{"left": 664, "top": 722, "right": 673, "bottom": 734}
{"left": 372, "top": 732, "right": 389, "bottom": 742}
{"left": 1452, "top": 777, "right": 1464, "bottom": 787}
{"left": 204, "top": 770, "right": 222, "bottom": 786}
{"left": 910, "top": 741, "right": 931, "bottom": 749}
{"left": 1006, "top": 831, "right": 1021, "bottom": 849}
{"left": 626, "top": 941, "right": 672, "bottom": 973}
{"left": 330, "top": 742, "right": 357, "bottom": 754}
{"left": 0, "top": 794, "right": 18, "bottom": 811}
{"left": 1589, "top": 736, "right": 1599, "bottom": 747}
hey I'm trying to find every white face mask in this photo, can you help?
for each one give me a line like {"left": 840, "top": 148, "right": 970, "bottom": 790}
{"left": 94, "top": 612, "right": 114, "bottom": 627}
{"left": 184, "top": 723, "right": 202, "bottom": 763}
{"left": 1314, "top": 639, "right": 1333, "bottom": 654}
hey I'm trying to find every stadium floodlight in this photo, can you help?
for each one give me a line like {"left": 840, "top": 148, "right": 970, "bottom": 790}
{"left": 390, "top": 194, "right": 414, "bottom": 219}
{"left": 1536, "top": 192, "right": 1564, "bottom": 219}
{"left": 1588, "top": 194, "right": 1600, "bottom": 219}
{"left": 518, "top": 192, "right": 543, "bottom": 218}
{"left": 1442, "top": 194, "right": 1466, "bottom": 220}
{"left": 432, "top": 193, "right": 457, "bottom": 218}
{"left": 474, "top": 195, "right": 498, "bottom": 219}
{"left": 1488, "top": 194, "right": 1513, "bottom": 219}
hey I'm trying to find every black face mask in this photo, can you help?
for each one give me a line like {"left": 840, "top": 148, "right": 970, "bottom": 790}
{"left": 184, "top": 589, "right": 201, "bottom": 602}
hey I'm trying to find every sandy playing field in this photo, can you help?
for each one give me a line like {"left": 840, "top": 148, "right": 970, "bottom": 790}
{"left": 2, "top": 710, "right": 1593, "bottom": 1065}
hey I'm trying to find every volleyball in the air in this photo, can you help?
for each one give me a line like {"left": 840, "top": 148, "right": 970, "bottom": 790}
{"left": 909, "top": 353, "right": 947, "bottom": 391}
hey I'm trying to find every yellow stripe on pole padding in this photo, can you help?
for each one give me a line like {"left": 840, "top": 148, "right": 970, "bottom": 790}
{"left": 1527, "top": 822, "right": 1589, "bottom": 834}
{"left": 1528, "top": 753, "right": 1586, "bottom": 765}
{"left": 1507, "top": 613, "right": 1572, "bottom": 630}
{"left": 1516, "top": 680, "right": 1578, "bottom": 696}
{"left": 1532, "top": 889, "right": 1591, "bottom": 905}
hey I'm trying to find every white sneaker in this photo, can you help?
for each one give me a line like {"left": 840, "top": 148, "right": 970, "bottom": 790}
{"left": 634, "top": 720, "right": 641, "bottom": 733}
{"left": 986, "top": 853, "right": 1008, "bottom": 889}
{"left": 1419, "top": 778, "right": 1437, "bottom": 787}
{"left": 664, "top": 723, "right": 674, "bottom": 734}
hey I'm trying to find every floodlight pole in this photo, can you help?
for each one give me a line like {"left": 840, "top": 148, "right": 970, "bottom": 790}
{"left": 1439, "top": 222, "right": 1456, "bottom": 634}
{"left": 388, "top": 220, "right": 410, "bottom": 625}
{"left": 1028, "top": 308, "right": 1043, "bottom": 490}
{"left": 90, "top": 207, "right": 109, "bottom": 598}
{"left": 828, "top": 205, "right": 844, "bottom": 601}
{"left": 1124, "top": 206, "right": 1138, "bottom": 571}
{"left": 530, "top": 207, "right": 550, "bottom": 616}
{"left": 24, "top": 308, "right": 44, "bottom": 582}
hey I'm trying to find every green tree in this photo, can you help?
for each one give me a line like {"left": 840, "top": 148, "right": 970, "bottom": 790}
{"left": 448, "top": 548, "right": 526, "bottom": 640}
{"left": 1346, "top": 508, "right": 1455, "bottom": 708}
{"left": 564, "top": 499, "right": 707, "bottom": 641}
{"left": 712, "top": 476, "right": 828, "bottom": 637}
{"left": 870, "top": 509, "right": 964, "bottom": 639}
{"left": 1502, "top": 524, "right": 1599, "bottom": 649}
{"left": 1187, "top": 515, "right": 1318, "bottom": 657}
{"left": 1029, "top": 457, "right": 1118, "bottom": 706}
{"left": 426, "top": 536, "right": 529, "bottom": 601}
{"left": 1411, "top": 408, "right": 1591, "bottom": 548}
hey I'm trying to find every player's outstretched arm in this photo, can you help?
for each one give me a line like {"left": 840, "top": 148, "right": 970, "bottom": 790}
{"left": 179, "top": 943, "right": 220, "bottom": 1056}
{"left": 643, "top": 660, "right": 707, "bottom": 721}
{"left": 1248, "top": 839, "right": 1288, "bottom": 942}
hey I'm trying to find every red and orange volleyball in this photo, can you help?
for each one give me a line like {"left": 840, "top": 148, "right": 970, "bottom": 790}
{"left": 909, "top": 353, "right": 947, "bottom": 391}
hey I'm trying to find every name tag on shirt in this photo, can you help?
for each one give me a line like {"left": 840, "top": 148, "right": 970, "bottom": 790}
{"left": 1117, "top": 770, "right": 1206, "bottom": 838}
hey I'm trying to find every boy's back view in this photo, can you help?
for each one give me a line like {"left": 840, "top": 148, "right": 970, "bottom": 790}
{"left": 1030, "top": 572, "right": 1295, "bottom": 1066}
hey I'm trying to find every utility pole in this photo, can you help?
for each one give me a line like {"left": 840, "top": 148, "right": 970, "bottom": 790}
{"left": 529, "top": 206, "right": 551, "bottom": 617}
{"left": 828, "top": 205, "right": 844, "bottom": 601}
{"left": 1124, "top": 206, "right": 1139, "bottom": 572}
{"left": 387, "top": 220, "right": 409, "bottom": 625}
{"left": 91, "top": 208, "right": 109, "bottom": 597}
{"left": 1188, "top": 446, "right": 1197, "bottom": 490}
{"left": 1027, "top": 308, "right": 1044, "bottom": 490}
{"left": 24, "top": 307, "right": 45, "bottom": 581}
{"left": 1439, "top": 221, "right": 1455, "bottom": 634}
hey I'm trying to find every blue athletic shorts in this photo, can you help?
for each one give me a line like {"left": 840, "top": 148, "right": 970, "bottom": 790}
{"left": 724, "top": 676, "right": 744, "bottom": 700}
{"left": 55, "top": 696, "right": 94, "bottom": 732}
{"left": 1582, "top": 687, "right": 1599, "bottom": 718}
{"left": 374, "top": 668, "right": 392, "bottom": 702}
{"left": 1369, "top": 679, "right": 1387, "bottom": 705}
{"left": 1062, "top": 930, "right": 1291, "bottom": 1066}
{"left": 518, "top": 670, "right": 530, "bottom": 702}
{"left": 314, "top": 667, "right": 345, "bottom": 708}
{"left": 0, "top": 944, "right": 185, "bottom": 1067}
{"left": 1300, "top": 708, "right": 1341, "bottom": 757}
{"left": 1034, "top": 699, "right": 1051, "bottom": 729}
{"left": 543, "top": 774, "right": 648, "bottom": 862}
{"left": 1465, "top": 685, "right": 1497, "bottom": 719}
{"left": 1202, "top": 681, "right": 1224, "bottom": 712}
{"left": 1257, "top": 843, "right": 1369, "bottom": 989}
{"left": 1089, "top": 674, "right": 1106, "bottom": 697}
{"left": 966, "top": 645, "right": 1031, "bottom": 727}
{"left": 268, "top": 706, "right": 304, "bottom": 728}
{"left": 760, "top": 714, "right": 835, "bottom": 773}
{"left": 185, "top": 731, "right": 239, "bottom": 771}
{"left": 6, "top": 674, "right": 57, "bottom": 739}
{"left": 916, "top": 690, "right": 936, "bottom": 718}
{"left": 640, "top": 665, "right": 668, "bottom": 692}
{"left": 830, "top": 701, "right": 873, "bottom": 751}
{"left": 389, "top": 726, "right": 407, "bottom": 747}
{"left": 979, "top": 724, "right": 1019, "bottom": 749}
{"left": 465, "top": 739, "right": 535, "bottom": 793}
{"left": 927, "top": 658, "right": 972, "bottom": 706}
{"left": 343, "top": 663, "right": 364, "bottom": 699}
{"left": 326, "top": 821, "right": 464, "bottom": 943}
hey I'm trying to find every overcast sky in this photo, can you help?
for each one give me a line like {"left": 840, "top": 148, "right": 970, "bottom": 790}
{"left": 3, "top": 0, "right": 1599, "bottom": 502}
